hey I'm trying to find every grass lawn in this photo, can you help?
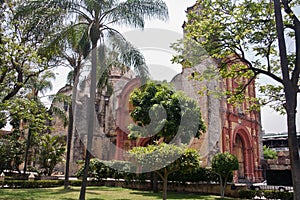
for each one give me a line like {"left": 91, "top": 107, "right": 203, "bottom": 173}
{"left": 0, "top": 186, "right": 237, "bottom": 200}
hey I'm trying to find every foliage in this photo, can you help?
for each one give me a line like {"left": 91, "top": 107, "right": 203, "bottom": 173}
{"left": 36, "top": 134, "right": 66, "bottom": 176}
{"left": 168, "top": 166, "right": 219, "bottom": 183}
{"left": 0, "top": 130, "right": 25, "bottom": 173}
{"left": 263, "top": 145, "right": 278, "bottom": 160}
{"left": 75, "top": 158, "right": 225, "bottom": 184}
{"left": 76, "top": 159, "right": 146, "bottom": 183}
{"left": 129, "top": 81, "right": 206, "bottom": 144}
{"left": 0, "top": 98, "right": 51, "bottom": 173}
{"left": 0, "top": 2, "right": 54, "bottom": 105}
{"left": 263, "top": 190, "right": 293, "bottom": 200}
{"left": 238, "top": 190, "right": 257, "bottom": 199}
{"left": 129, "top": 143, "right": 201, "bottom": 174}
{"left": 129, "top": 143, "right": 201, "bottom": 200}
{"left": 180, "top": 0, "right": 298, "bottom": 111}
{"left": 176, "top": 0, "right": 300, "bottom": 197}
{"left": 238, "top": 189, "right": 293, "bottom": 200}
{"left": 2, "top": 180, "right": 65, "bottom": 188}
{"left": 212, "top": 152, "right": 238, "bottom": 198}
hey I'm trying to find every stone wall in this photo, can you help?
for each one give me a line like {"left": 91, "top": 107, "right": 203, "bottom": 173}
{"left": 101, "top": 179, "right": 246, "bottom": 198}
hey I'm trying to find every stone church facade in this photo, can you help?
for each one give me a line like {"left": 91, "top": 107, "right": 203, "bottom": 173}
{"left": 113, "top": 58, "right": 263, "bottom": 182}
{"left": 52, "top": 62, "right": 263, "bottom": 182}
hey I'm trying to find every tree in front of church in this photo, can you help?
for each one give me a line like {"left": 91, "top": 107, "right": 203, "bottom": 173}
{"left": 211, "top": 152, "right": 238, "bottom": 198}
{"left": 128, "top": 81, "right": 206, "bottom": 144}
{"left": 129, "top": 143, "right": 201, "bottom": 200}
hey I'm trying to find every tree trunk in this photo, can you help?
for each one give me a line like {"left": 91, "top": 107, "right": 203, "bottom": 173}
{"left": 64, "top": 102, "right": 73, "bottom": 189}
{"left": 286, "top": 103, "right": 300, "bottom": 200}
{"left": 152, "top": 172, "right": 158, "bottom": 193}
{"left": 274, "top": 0, "right": 300, "bottom": 199}
{"left": 64, "top": 64, "right": 80, "bottom": 189}
{"left": 79, "top": 43, "right": 97, "bottom": 200}
{"left": 162, "top": 170, "right": 168, "bottom": 200}
{"left": 219, "top": 176, "right": 224, "bottom": 198}
{"left": 222, "top": 177, "right": 228, "bottom": 198}
{"left": 23, "top": 129, "right": 32, "bottom": 174}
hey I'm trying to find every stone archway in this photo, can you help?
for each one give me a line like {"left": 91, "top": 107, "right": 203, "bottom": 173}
{"left": 234, "top": 134, "right": 245, "bottom": 179}
{"left": 232, "top": 126, "right": 255, "bottom": 182}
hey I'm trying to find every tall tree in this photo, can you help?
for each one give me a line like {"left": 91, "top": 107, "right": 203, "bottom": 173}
{"left": 23, "top": 72, "right": 55, "bottom": 174}
{"left": 62, "top": 2, "right": 168, "bottom": 199}
{"left": 17, "top": 1, "right": 168, "bottom": 197}
{"left": 178, "top": 0, "right": 300, "bottom": 198}
{"left": 61, "top": 28, "right": 150, "bottom": 189}
{"left": 0, "top": 4, "right": 50, "bottom": 103}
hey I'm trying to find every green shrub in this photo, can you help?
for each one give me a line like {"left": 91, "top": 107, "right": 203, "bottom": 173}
{"left": 2, "top": 180, "right": 64, "bottom": 188}
{"left": 238, "top": 189, "right": 293, "bottom": 200}
{"left": 238, "top": 190, "right": 256, "bottom": 199}
{"left": 69, "top": 180, "right": 82, "bottom": 186}
{"left": 76, "top": 159, "right": 145, "bottom": 182}
{"left": 168, "top": 166, "right": 219, "bottom": 183}
{"left": 263, "top": 190, "right": 293, "bottom": 200}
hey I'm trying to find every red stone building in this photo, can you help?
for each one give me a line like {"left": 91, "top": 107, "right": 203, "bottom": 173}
{"left": 51, "top": 64, "right": 263, "bottom": 182}
{"left": 113, "top": 59, "right": 263, "bottom": 182}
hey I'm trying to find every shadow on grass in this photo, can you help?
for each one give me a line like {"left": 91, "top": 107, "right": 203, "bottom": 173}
{"left": 130, "top": 191, "right": 234, "bottom": 200}
{"left": 49, "top": 187, "right": 77, "bottom": 195}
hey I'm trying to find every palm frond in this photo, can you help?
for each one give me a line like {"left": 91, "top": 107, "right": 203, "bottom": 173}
{"left": 49, "top": 106, "right": 69, "bottom": 128}
{"left": 106, "top": 0, "right": 168, "bottom": 28}
{"left": 106, "top": 29, "right": 149, "bottom": 79}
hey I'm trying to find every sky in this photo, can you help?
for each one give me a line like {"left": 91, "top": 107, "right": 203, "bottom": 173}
{"left": 44, "top": 0, "right": 299, "bottom": 133}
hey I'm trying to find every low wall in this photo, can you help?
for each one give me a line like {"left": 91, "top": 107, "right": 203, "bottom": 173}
{"left": 102, "top": 180, "right": 246, "bottom": 198}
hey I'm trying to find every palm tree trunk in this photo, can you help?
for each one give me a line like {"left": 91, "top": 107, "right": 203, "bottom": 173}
{"left": 274, "top": 0, "right": 300, "bottom": 199}
{"left": 64, "top": 103, "right": 73, "bottom": 189}
{"left": 65, "top": 66, "right": 80, "bottom": 189}
{"left": 79, "top": 43, "right": 97, "bottom": 200}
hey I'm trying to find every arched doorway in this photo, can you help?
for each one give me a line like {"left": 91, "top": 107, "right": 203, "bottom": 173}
{"left": 234, "top": 134, "right": 245, "bottom": 179}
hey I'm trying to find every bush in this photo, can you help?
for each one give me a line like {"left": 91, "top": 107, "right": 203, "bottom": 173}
{"left": 238, "top": 190, "right": 257, "bottom": 199}
{"left": 75, "top": 159, "right": 145, "bottom": 183}
{"left": 263, "top": 190, "right": 293, "bottom": 200}
{"left": 2, "top": 180, "right": 64, "bottom": 188}
{"left": 168, "top": 166, "right": 219, "bottom": 183}
{"left": 76, "top": 159, "right": 231, "bottom": 184}
{"left": 238, "top": 189, "right": 293, "bottom": 200}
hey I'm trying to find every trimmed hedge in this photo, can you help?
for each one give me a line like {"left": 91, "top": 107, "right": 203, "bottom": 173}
{"left": 0, "top": 180, "right": 104, "bottom": 188}
{"left": 1, "top": 180, "right": 64, "bottom": 188}
{"left": 238, "top": 189, "right": 293, "bottom": 200}
{"left": 263, "top": 190, "right": 293, "bottom": 200}
{"left": 238, "top": 190, "right": 257, "bottom": 199}
{"left": 76, "top": 159, "right": 221, "bottom": 184}
{"left": 76, "top": 159, "right": 147, "bottom": 183}
{"left": 168, "top": 167, "right": 220, "bottom": 183}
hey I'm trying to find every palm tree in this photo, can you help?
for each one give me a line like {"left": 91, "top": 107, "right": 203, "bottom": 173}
{"left": 17, "top": 1, "right": 168, "bottom": 198}
{"left": 58, "top": 25, "right": 154, "bottom": 189}
{"left": 63, "top": 1, "right": 168, "bottom": 198}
